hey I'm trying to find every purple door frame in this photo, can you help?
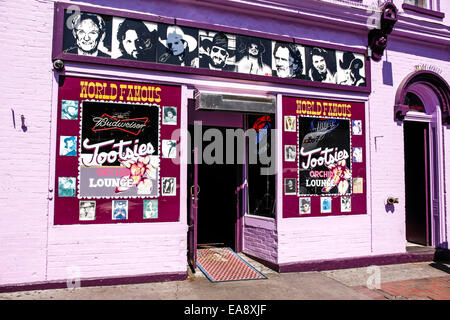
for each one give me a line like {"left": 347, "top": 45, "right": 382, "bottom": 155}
{"left": 423, "top": 126, "right": 431, "bottom": 246}
{"left": 397, "top": 71, "right": 450, "bottom": 248}
{"left": 188, "top": 147, "right": 199, "bottom": 272}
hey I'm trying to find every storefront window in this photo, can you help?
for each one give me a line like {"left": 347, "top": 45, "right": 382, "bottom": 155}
{"left": 246, "top": 115, "right": 276, "bottom": 218}
{"left": 54, "top": 76, "right": 182, "bottom": 225}
{"left": 404, "top": 0, "right": 428, "bottom": 9}
{"left": 282, "top": 96, "right": 367, "bottom": 218}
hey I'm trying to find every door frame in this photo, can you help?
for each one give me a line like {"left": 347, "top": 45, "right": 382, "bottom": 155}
{"left": 404, "top": 109, "right": 443, "bottom": 247}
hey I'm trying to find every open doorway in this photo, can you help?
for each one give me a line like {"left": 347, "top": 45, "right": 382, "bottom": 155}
{"left": 403, "top": 121, "right": 431, "bottom": 246}
{"left": 188, "top": 125, "right": 243, "bottom": 251}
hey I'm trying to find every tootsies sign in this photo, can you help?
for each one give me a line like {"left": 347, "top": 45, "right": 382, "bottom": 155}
{"left": 54, "top": 76, "right": 181, "bottom": 225}
{"left": 298, "top": 117, "right": 351, "bottom": 195}
{"left": 282, "top": 96, "right": 366, "bottom": 218}
{"left": 79, "top": 101, "right": 160, "bottom": 198}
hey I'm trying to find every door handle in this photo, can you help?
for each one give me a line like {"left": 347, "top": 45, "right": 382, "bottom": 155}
{"left": 190, "top": 185, "right": 200, "bottom": 196}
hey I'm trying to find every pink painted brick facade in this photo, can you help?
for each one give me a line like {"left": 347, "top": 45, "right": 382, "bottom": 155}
{"left": 0, "top": 0, "right": 448, "bottom": 287}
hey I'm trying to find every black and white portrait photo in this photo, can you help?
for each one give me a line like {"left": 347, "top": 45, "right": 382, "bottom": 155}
{"left": 111, "top": 17, "right": 157, "bottom": 62}
{"left": 158, "top": 25, "right": 199, "bottom": 67}
{"left": 341, "top": 196, "right": 351, "bottom": 213}
{"left": 336, "top": 51, "right": 366, "bottom": 87}
{"left": 272, "top": 42, "right": 309, "bottom": 79}
{"left": 306, "top": 47, "right": 337, "bottom": 84}
{"left": 58, "top": 177, "right": 76, "bottom": 197}
{"left": 162, "top": 139, "right": 177, "bottom": 159}
{"left": 63, "top": 11, "right": 112, "bottom": 57}
{"left": 112, "top": 200, "right": 128, "bottom": 220}
{"left": 199, "top": 31, "right": 236, "bottom": 72}
{"left": 284, "top": 145, "right": 296, "bottom": 162}
{"left": 284, "top": 115, "right": 296, "bottom": 132}
{"left": 60, "top": 136, "right": 77, "bottom": 156}
{"left": 79, "top": 201, "right": 96, "bottom": 221}
{"left": 299, "top": 197, "right": 311, "bottom": 215}
{"left": 162, "top": 106, "right": 177, "bottom": 125}
{"left": 284, "top": 178, "right": 296, "bottom": 195}
{"left": 162, "top": 177, "right": 176, "bottom": 196}
{"left": 235, "top": 36, "right": 272, "bottom": 76}
{"left": 61, "top": 100, "right": 79, "bottom": 120}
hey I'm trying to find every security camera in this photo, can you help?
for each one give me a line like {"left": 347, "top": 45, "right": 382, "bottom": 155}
{"left": 53, "top": 59, "right": 65, "bottom": 72}
{"left": 387, "top": 197, "right": 399, "bottom": 205}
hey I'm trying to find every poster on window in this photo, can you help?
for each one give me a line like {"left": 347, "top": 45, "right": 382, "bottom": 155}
{"left": 78, "top": 100, "right": 160, "bottom": 198}
{"left": 298, "top": 116, "right": 351, "bottom": 196}
{"left": 282, "top": 95, "right": 366, "bottom": 218}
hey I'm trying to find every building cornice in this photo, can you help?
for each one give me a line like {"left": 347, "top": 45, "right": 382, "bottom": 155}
{"left": 190, "top": 0, "right": 450, "bottom": 47}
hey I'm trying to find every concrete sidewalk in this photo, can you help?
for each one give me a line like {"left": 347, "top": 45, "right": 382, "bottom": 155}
{"left": 0, "top": 257, "right": 448, "bottom": 300}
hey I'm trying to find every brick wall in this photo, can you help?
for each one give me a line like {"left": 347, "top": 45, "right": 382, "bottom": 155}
{"left": 0, "top": 0, "right": 188, "bottom": 287}
{"left": 277, "top": 31, "right": 450, "bottom": 264}
{"left": 0, "top": 0, "right": 55, "bottom": 285}
{"left": 0, "top": 0, "right": 448, "bottom": 286}
{"left": 243, "top": 216, "right": 278, "bottom": 263}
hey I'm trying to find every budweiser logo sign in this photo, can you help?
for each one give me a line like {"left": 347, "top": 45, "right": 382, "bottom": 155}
{"left": 92, "top": 114, "right": 148, "bottom": 135}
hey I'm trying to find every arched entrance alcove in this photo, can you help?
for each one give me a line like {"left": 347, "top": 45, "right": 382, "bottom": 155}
{"left": 394, "top": 71, "right": 449, "bottom": 249}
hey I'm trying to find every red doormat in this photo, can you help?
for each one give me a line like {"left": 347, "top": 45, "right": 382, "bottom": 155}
{"left": 196, "top": 247, "right": 267, "bottom": 282}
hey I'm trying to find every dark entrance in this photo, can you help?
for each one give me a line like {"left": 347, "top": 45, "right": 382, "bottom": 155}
{"left": 403, "top": 121, "right": 431, "bottom": 246}
{"left": 188, "top": 125, "right": 242, "bottom": 250}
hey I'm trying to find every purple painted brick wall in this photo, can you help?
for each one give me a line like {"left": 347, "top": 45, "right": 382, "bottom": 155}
{"left": 243, "top": 216, "right": 278, "bottom": 263}
{"left": 0, "top": 0, "right": 448, "bottom": 286}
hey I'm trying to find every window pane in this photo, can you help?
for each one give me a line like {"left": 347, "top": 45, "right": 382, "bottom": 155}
{"left": 404, "top": 0, "right": 428, "bottom": 9}
{"left": 405, "top": 92, "right": 425, "bottom": 112}
{"left": 246, "top": 114, "right": 276, "bottom": 218}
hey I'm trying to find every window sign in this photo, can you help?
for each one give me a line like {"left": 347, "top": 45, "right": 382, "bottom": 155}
{"left": 54, "top": 77, "right": 181, "bottom": 225}
{"left": 282, "top": 96, "right": 366, "bottom": 218}
{"left": 79, "top": 101, "right": 160, "bottom": 198}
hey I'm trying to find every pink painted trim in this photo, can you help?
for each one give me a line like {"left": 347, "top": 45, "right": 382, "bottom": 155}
{"left": 176, "top": 18, "right": 293, "bottom": 43}
{"left": 279, "top": 251, "right": 437, "bottom": 273}
{"left": 180, "top": 86, "right": 189, "bottom": 227}
{"left": 423, "top": 127, "right": 430, "bottom": 246}
{"left": 276, "top": 94, "right": 283, "bottom": 222}
{"left": 55, "top": 2, "right": 174, "bottom": 24}
{"left": 55, "top": 53, "right": 370, "bottom": 93}
{"left": 394, "top": 70, "right": 450, "bottom": 122}
{"left": 0, "top": 271, "right": 187, "bottom": 293}
{"left": 402, "top": 3, "right": 445, "bottom": 19}
{"left": 293, "top": 38, "right": 366, "bottom": 55}
{"left": 246, "top": 248, "right": 449, "bottom": 273}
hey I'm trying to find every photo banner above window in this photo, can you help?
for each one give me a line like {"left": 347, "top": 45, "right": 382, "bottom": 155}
{"left": 52, "top": 3, "right": 370, "bottom": 93}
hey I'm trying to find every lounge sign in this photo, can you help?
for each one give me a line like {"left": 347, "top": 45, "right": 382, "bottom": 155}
{"left": 56, "top": 5, "right": 368, "bottom": 90}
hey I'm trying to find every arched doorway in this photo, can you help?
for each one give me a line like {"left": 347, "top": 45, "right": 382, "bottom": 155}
{"left": 394, "top": 71, "right": 449, "bottom": 248}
